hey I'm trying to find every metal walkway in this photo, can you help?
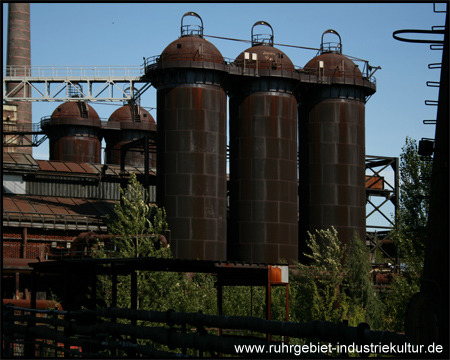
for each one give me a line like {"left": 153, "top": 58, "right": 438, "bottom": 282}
{"left": 3, "top": 65, "right": 152, "bottom": 102}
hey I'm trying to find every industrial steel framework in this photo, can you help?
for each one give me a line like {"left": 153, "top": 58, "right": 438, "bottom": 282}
{"left": 365, "top": 155, "right": 399, "bottom": 264}
{"left": 3, "top": 59, "right": 378, "bottom": 103}
{"left": 2, "top": 122, "right": 47, "bottom": 147}
{"left": 3, "top": 65, "right": 151, "bottom": 102}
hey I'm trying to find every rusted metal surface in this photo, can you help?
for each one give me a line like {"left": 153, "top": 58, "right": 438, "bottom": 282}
{"left": 2, "top": 299, "right": 62, "bottom": 310}
{"left": 298, "top": 97, "right": 367, "bottom": 256}
{"left": 155, "top": 85, "right": 227, "bottom": 260}
{"left": 365, "top": 175, "right": 384, "bottom": 189}
{"left": 104, "top": 103, "right": 157, "bottom": 167}
{"left": 2, "top": 152, "right": 39, "bottom": 170}
{"left": 233, "top": 44, "right": 295, "bottom": 71}
{"left": 41, "top": 102, "right": 102, "bottom": 163}
{"left": 158, "top": 12, "right": 224, "bottom": 66}
{"left": 3, "top": 194, "right": 115, "bottom": 231}
{"left": 298, "top": 33, "right": 376, "bottom": 260}
{"left": 268, "top": 265, "right": 289, "bottom": 284}
{"left": 159, "top": 36, "right": 225, "bottom": 65}
{"left": 303, "top": 52, "right": 363, "bottom": 79}
{"left": 50, "top": 137, "right": 102, "bottom": 163}
{"left": 228, "top": 22, "right": 298, "bottom": 264}
{"left": 148, "top": 13, "right": 227, "bottom": 261}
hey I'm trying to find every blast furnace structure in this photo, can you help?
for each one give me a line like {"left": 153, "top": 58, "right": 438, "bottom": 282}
{"left": 4, "top": 8, "right": 381, "bottom": 272}
{"left": 144, "top": 12, "right": 228, "bottom": 260}
{"left": 227, "top": 22, "right": 299, "bottom": 263}
{"left": 297, "top": 30, "right": 376, "bottom": 259}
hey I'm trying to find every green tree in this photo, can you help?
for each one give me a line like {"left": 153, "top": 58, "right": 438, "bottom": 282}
{"left": 344, "top": 233, "right": 385, "bottom": 330}
{"left": 384, "top": 136, "right": 432, "bottom": 332}
{"left": 292, "top": 227, "right": 350, "bottom": 324}
{"left": 291, "top": 228, "right": 385, "bottom": 330}
{"left": 91, "top": 173, "right": 182, "bottom": 311}
{"left": 106, "top": 172, "right": 169, "bottom": 259}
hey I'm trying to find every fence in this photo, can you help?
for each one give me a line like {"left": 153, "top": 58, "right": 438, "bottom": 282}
{"left": 3, "top": 304, "right": 412, "bottom": 358}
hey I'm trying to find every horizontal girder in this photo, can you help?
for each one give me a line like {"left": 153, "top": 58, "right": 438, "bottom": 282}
{"left": 3, "top": 65, "right": 150, "bottom": 102}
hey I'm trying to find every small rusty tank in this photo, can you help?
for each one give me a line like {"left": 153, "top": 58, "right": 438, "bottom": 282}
{"left": 228, "top": 21, "right": 299, "bottom": 264}
{"left": 104, "top": 102, "right": 156, "bottom": 167}
{"left": 41, "top": 100, "right": 102, "bottom": 163}
{"left": 297, "top": 30, "right": 376, "bottom": 261}
{"left": 145, "top": 12, "right": 228, "bottom": 261}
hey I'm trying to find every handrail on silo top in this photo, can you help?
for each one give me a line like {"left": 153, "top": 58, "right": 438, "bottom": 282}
{"left": 181, "top": 11, "right": 204, "bottom": 38}
{"left": 251, "top": 21, "right": 274, "bottom": 47}
{"left": 320, "top": 29, "right": 342, "bottom": 54}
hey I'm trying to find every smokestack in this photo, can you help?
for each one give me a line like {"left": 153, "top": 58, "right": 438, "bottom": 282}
{"left": 5, "top": 3, "right": 32, "bottom": 154}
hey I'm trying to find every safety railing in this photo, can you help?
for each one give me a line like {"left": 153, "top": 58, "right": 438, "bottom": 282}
{"left": 2, "top": 304, "right": 414, "bottom": 358}
{"left": 3, "top": 65, "right": 144, "bottom": 80}
{"left": 2, "top": 122, "right": 43, "bottom": 133}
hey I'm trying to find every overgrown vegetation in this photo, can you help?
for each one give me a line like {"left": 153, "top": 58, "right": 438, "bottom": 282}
{"left": 291, "top": 228, "right": 384, "bottom": 330}
{"left": 383, "top": 137, "right": 431, "bottom": 332}
{"left": 88, "top": 135, "right": 429, "bottom": 348}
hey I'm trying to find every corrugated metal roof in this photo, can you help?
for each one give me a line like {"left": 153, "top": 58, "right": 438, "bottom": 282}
{"left": 3, "top": 152, "right": 39, "bottom": 170}
{"left": 36, "top": 160, "right": 55, "bottom": 172}
{"left": 3, "top": 194, "right": 115, "bottom": 218}
{"left": 79, "top": 163, "right": 98, "bottom": 174}
{"left": 3, "top": 153, "right": 156, "bottom": 178}
{"left": 3, "top": 194, "right": 115, "bottom": 231}
{"left": 64, "top": 162, "right": 87, "bottom": 173}
{"left": 49, "top": 161, "right": 71, "bottom": 172}
{"left": 33, "top": 159, "right": 154, "bottom": 177}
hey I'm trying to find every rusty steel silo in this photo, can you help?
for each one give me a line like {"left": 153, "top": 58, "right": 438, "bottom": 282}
{"left": 41, "top": 97, "right": 102, "bottom": 163}
{"left": 144, "top": 12, "right": 228, "bottom": 260}
{"left": 297, "top": 30, "right": 376, "bottom": 260}
{"left": 227, "top": 21, "right": 299, "bottom": 264}
{"left": 104, "top": 101, "right": 157, "bottom": 167}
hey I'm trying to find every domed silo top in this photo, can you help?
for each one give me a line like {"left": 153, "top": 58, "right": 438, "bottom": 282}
{"left": 303, "top": 29, "right": 362, "bottom": 79}
{"left": 159, "top": 12, "right": 224, "bottom": 64}
{"left": 233, "top": 21, "right": 294, "bottom": 71}
{"left": 48, "top": 102, "right": 101, "bottom": 127}
{"left": 108, "top": 103, "right": 156, "bottom": 131}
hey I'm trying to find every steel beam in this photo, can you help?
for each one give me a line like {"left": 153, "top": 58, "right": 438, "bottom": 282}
{"left": 3, "top": 65, "right": 150, "bottom": 102}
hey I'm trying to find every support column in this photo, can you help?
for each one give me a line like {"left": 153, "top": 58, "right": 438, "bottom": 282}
{"left": 22, "top": 227, "right": 27, "bottom": 258}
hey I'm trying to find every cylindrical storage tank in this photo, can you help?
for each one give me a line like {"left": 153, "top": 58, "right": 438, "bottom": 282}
{"left": 297, "top": 30, "right": 376, "bottom": 260}
{"left": 227, "top": 22, "right": 299, "bottom": 264}
{"left": 41, "top": 101, "right": 102, "bottom": 163}
{"left": 145, "top": 12, "right": 228, "bottom": 260}
{"left": 104, "top": 102, "right": 157, "bottom": 167}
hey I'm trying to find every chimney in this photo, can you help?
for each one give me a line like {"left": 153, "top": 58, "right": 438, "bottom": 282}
{"left": 5, "top": 3, "right": 32, "bottom": 154}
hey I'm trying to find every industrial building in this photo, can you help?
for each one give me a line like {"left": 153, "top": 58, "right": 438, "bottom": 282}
{"left": 3, "top": 3, "right": 448, "bottom": 356}
{"left": 1, "top": 5, "right": 403, "bottom": 304}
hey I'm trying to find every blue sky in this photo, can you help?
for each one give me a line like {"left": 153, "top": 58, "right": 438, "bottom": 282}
{"left": 3, "top": 3, "right": 446, "bottom": 228}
